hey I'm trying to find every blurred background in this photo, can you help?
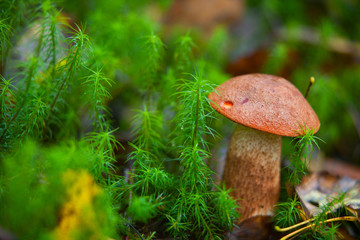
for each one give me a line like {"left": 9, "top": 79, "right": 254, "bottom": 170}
{"left": 58, "top": 0, "right": 360, "bottom": 170}
{"left": 3, "top": 0, "right": 360, "bottom": 174}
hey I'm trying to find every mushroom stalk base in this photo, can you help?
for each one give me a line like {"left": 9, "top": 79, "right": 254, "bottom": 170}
{"left": 223, "top": 124, "right": 281, "bottom": 221}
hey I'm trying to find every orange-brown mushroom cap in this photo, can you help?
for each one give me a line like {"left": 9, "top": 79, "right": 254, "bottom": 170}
{"left": 209, "top": 73, "right": 320, "bottom": 137}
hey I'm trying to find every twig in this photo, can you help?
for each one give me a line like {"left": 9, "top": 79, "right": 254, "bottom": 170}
{"left": 275, "top": 216, "right": 359, "bottom": 240}
{"left": 304, "top": 76, "right": 315, "bottom": 99}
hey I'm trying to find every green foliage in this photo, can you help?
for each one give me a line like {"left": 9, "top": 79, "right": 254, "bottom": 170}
{"left": 128, "top": 144, "right": 171, "bottom": 196}
{"left": 0, "top": 7, "right": 91, "bottom": 144}
{"left": 212, "top": 186, "right": 239, "bottom": 230}
{"left": 0, "top": 1, "right": 242, "bottom": 239}
{"left": 287, "top": 125, "right": 323, "bottom": 186}
{"left": 0, "top": 18, "right": 12, "bottom": 71}
{"left": 274, "top": 196, "right": 303, "bottom": 228}
{"left": 308, "top": 193, "right": 347, "bottom": 239}
{"left": 273, "top": 125, "right": 353, "bottom": 239}
{"left": 0, "top": 76, "right": 15, "bottom": 119}
{"left": 173, "top": 71, "right": 216, "bottom": 148}
{"left": 46, "top": 26, "right": 90, "bottom": 130}
{"left": 173, "top": 32, "right": 196, "bottom": 75}
{"left": 274, "top": 186, "right": 357, "bottom": 239}
{"left": 85, "top": 129, "right": 121, "bottom": 184}
{"left": 128, "top": 196, "right": 158, "bottom": 223}
{"left": 123, "top": 70, "right": 238, "bottom": 239}
{"left": 132, "top": 107, "right": 164, "bottom": 154}
{"left": 0, "top": 140, "right": 119, "bottom": 240}
{"left": 83, "top": 68, "right": 114, "bottom": 131}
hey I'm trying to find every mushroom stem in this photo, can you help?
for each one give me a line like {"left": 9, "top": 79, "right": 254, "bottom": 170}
{"left": 224, "top": 124, "right": 281, "bottom": 220}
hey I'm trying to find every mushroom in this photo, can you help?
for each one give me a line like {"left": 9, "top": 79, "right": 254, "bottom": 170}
{"left": 208, "top": 73, "right": 320, "bottom": 220}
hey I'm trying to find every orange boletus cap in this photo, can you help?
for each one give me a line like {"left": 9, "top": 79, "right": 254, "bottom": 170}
{"left": 209, "top": 73, "right": 320, "bottom": 136}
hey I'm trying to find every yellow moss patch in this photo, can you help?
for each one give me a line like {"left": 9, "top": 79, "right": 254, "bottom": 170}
{"left": 55, "top": 169, "right": 105, "bottom": 240}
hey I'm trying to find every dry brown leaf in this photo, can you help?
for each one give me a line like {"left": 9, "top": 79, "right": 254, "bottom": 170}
{"left": 296, "top": 171, "right": 360, "bottom": 217}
